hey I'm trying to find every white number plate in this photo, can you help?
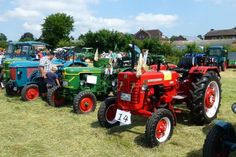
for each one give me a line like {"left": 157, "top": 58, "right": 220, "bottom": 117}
{"left": 63, "top": 81, "right": 68, "bottom": 86}
{"left": 120, "top": 93, "right": 131, "bottom": 101}
{"left": 115, "top": 109, "right": 131, "bottom": 125}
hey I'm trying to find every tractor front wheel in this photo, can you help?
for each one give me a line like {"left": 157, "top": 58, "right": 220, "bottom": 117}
{"left": 47, "top": 86, "right": 65, "bottom": 107}
{"left": 145, "top": 108, "right": 174, "bottom": 147}
{"left": 73, "top": 91, "right": 97, "bottom": 114}
{"left": 21, "top": 84, "right": 39, "bottom": 101}
{"left": 203, "top": 125, "right": 230, "bottom": 157}
{"left": 97, "top": 97, "right": 120, "bottom": 128}
{"left": 190, "top": 72, "right": 221, "bottom": 125}
{"left": 5, "top": 81, "right": 15, "bottom": 96}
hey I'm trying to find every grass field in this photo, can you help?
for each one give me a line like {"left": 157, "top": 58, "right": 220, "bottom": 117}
{"left": 0, "top": 70, "right": 236, "bottom": 157}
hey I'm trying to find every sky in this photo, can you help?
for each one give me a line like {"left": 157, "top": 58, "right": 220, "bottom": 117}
{"left": 0, "top": 0, "right": 236, "bottom": 41}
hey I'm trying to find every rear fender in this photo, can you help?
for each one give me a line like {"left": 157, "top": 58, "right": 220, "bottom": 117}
{"left": 189, "top": 66, "right": 219, "bottom": 75}
{"left": 215, "top": 120, "right": 235, "bottom": 136}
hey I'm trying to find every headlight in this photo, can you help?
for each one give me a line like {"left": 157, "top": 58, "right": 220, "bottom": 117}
{"left": 17, "top": 71, "right": 22, "bottom": 75}
{"left": 141, "top": 84, "right": 148, "bottom": 91}
{"left": 63, "top": 81, "right": 68, "bottom": 86}
{"left": 80, "top": 80, "right": 85, "bottom": 86}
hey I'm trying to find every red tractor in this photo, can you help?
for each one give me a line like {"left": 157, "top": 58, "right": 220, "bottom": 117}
{"left": 97, "top": 49, "right": 221, "bottom": 147}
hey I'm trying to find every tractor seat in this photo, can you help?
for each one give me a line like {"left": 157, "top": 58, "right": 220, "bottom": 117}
{"left": 178, "top": 56, "right": 196, "bottom": 69}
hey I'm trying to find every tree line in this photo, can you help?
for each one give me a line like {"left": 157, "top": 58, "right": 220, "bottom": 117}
{"left": 1, "top": 12, "right": 197, "bottom": 63}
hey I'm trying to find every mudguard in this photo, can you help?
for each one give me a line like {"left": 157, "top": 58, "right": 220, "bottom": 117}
{"left": 215, "top": 120, "right": 236, "bottom": 136}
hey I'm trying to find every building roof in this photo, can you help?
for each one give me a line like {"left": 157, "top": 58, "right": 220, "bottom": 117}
{"left": 135, "top": 29, "right": 162, "bottom": 38}
{"left": 205, "top": 28, "right": 236, "bottom": 37}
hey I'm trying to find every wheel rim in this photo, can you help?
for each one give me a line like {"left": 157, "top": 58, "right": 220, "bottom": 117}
{"left": 52, "top": 89, "right": 64, "bottom": 106}
{"left": 204, "top": 81, "right": 220, "bottom": 118}
{"left": 155, "top": 117, "right": 171, "bottom": 143}
{"left": 105, "top": 104, "right": 117, "bottom": 124}
{"left": 25, "top": 87, "right": 39, "bottom": 101}
{"left": 79, "top": 97, "right": 94, "bottom": 113}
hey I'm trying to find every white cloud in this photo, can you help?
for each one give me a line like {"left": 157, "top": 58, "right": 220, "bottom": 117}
{"left": 135, "top": 13, "right": 178, "bottom": 28}
{"left": 194, "top": 0, "right": 236, "bottom": 4}
{"left": 22, "top": 22, "right": 41, "bottom": 33}
{"left": 6, "top": 8, "right": 41, "bottom": 19}
{"left": 0, "top": 0, "right": 179, "bottom": 38}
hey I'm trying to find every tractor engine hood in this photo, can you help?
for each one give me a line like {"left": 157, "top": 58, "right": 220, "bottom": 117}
{"left": 9, "top": 61, "right": 39, "bottom": 68}
{"left": 63, "top": 67, "right": 102, "bottom": 75}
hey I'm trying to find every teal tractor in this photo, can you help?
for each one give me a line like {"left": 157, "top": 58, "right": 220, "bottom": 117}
{"left": 206, "top": 46, "right": 228, "bottom": 71}
{"left": 1, "top": 41, "right": 48, "bottom": 83}
{"left": 6, "top": 59, "right": 87, "bottom": 101}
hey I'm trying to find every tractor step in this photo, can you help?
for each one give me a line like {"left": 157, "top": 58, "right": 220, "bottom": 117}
{"left": 173, "top": 95, "right": 186, "bottom": 100}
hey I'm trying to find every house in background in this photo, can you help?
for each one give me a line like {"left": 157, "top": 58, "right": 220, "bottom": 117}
{"left": 134, "top": 29, "right": 163, "bottom": 40}
{"left": 205, "top": 28, "right": 236, "bottom": 40}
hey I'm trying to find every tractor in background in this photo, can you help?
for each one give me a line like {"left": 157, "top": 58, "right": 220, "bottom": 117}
{"left": 97, "top": 44, "right": 221, "bottom": 147}
{"left": 205, "top": 45, "right": 228, "bottom": 71}
{"left": 203, "top": 103, "right": 236, "bottom": 157}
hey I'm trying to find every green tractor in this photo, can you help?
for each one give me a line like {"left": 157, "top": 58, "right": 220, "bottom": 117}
{"left": 47, "top": 58, "right": 129, "bottom": 113}
{"left": 206, "top": 46, "right": 227, "bottom": 71}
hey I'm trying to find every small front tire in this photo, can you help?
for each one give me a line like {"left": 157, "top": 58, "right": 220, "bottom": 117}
{"left": 47, "top": 86, "right": 65, "bottom": 107}
{"left": 97, "top": 97, "right": 120, "bottom": 128}
{"left": 73, "top": 91, "right": 97, "bottom": 114}
{"left": 145, "top": 108, "right": 174, "bottom": 147}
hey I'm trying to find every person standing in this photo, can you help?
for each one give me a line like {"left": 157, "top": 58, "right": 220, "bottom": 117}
{"left": 39, "top": 51, "right": 56, "bottom": 98}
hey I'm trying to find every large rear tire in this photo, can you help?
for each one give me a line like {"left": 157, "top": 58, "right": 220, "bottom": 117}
{"left": 189, "top": 72, "right": 221, "bottom": 125}
{"left": 145, "top": 108, "right": 174, "bottom": 147}
{"left": 47, "top": 86, "right": 65, "bottom": 107}
{"left": 203, "top": 125, "right": 230, "bottom": 157}
{"left": 97, "top": 97, "right": 120, "bottom": 128}
{"left": 21, "top": 84, "right": 39, "bottom": 101}
{"left": 73, "top": 91, "right": 97, "bottom": 114}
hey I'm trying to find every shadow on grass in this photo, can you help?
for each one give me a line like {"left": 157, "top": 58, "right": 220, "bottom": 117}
{"left": 186, "top": 149, "right": 202, "bottom": 157}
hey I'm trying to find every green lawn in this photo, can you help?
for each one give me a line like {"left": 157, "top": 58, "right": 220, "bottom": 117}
{"left": 0, "top": 70, "right": 236, "bottom": 157}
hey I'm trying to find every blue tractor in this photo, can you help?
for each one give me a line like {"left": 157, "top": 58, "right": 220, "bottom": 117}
{"left": 1, "top": 41, "right": 48, "bottom": 83}
{"left": 6, "top": 59, "right": 87, "bottom": 101}
{"left": 203, "top": 103, "right": 236, "bottom": 157}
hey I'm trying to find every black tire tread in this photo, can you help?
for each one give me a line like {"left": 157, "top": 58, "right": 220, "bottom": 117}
{"left": 97, "top": 97, "right": 119, "bottom": 128}
{"left": 145, "top": 108, "right": 174, "bottom": 147}
{"left": 21, "top": 84, "right": 39, "bottom": 101}
{"left": 73, "top": 91, "right": 97, "bottom": 114}
{"left": 203, "top": 125, "right": 230, "bottom": 157}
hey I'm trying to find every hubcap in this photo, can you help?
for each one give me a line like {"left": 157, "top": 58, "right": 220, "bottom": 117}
{"left": 79, "top": 97, "right": 93, "bottom": 112}
{"left": 204, "top": 81, "right": 220, "bottom": 118}
{"left": 26, "top": 87, "right": 39, "bottom": 100}
{"left": 155, "top": 117, "right": 171, "bottom": 143}
{"left": 105, "top": 104, "right": 117, "bottom": 124}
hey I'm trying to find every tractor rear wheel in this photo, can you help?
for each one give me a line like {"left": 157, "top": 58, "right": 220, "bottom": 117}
{"left": 190, "top": 72, "right": 221, "bottom": 125}
{"left": 73, "top": 91, "right": 97, "bottom": 114}
{"left": 97, "top": 97, "right": 120, "bottom": 128}
{"left": 145, "top": 108, "right": 174, "bottom": 147}
{"left": 203, "top": 125, "right": 230, "bottom": 157}
{"left": 21, "top": 84, "right": 39, "bottom": 101}
{"left": 47, "top": 86, "right": 65, "bottom": 107}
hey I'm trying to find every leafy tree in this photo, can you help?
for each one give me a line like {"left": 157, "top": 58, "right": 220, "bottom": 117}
{"left": 0, "top": 33, "right": 7, "bottom": 41}
{"left": 197, "top": 35, "right": 203, "bottom": 40}
{"left": 19, "top": 32, "right": 34, "bottom": 41}
{"left": 170, "top": 35, "right": 186, "bottom": 42}
{"left": 0, "top": 33, "right": 7, "bottom": 48}
{"left": 42, "top": 13, "right": 74, "bottom": 49}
